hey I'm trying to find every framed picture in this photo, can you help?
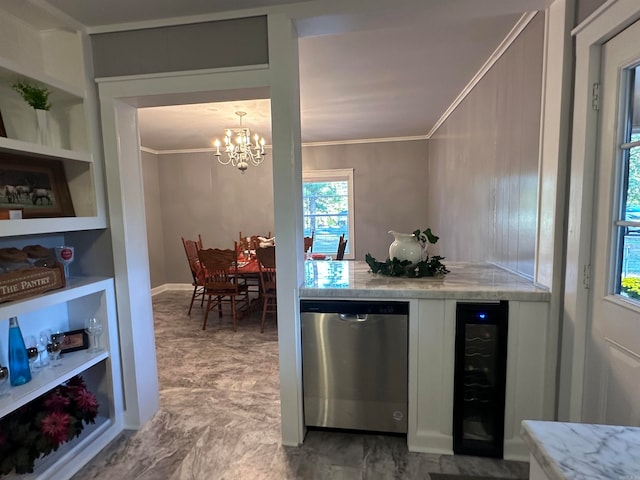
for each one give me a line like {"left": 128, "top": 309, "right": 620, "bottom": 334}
{"left": 57, "top": 329, "right": 89, "bottom": 354}
{"left": 0, "top": 153, "right": 75, "bottom": 218}
{"left": 0, "top": 108, "right": 6, "bottom": 137}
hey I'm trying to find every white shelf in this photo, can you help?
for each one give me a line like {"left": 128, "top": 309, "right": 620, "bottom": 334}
{"left": 0, "top": 350, "right": 108, "bottom": 418}
{"left": 0, "top": 56, "right": 85, "bottom": 99}
{"left": 0, "top": 217, "right": 107, "bottom": 238}
{"left": 0, "top": 136, "right": 92, "bottom": 162}
{"left": 0, "top": 277, "right": 113, "bottom": 319}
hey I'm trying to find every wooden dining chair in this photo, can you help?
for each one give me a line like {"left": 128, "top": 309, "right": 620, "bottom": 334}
{"left": 197, "top": 247, "right": 250, "bottom": 331}
{"left": 336, "top": 234, "right": 348, "bottom": 260}
{"left": 238, "top": 231, "right": 272, "bottom": 253}
{"left": 304, "top": 231, "right": 314, "bottom": 253}
{"left": 181, "top": 236, "right": 206, "bottom": 315}
{"left": 256, "top": 245, "right": 277, "bottom": 333}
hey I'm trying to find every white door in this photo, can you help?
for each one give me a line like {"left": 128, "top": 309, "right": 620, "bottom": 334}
{"left": 586, "top": 19, "right": 640, "bottom": 425}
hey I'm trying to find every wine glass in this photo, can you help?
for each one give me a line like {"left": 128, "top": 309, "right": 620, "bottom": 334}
{"left": 85, "top": 317, "right": 104, "bottom": 353}
{"left": 24, "top": 335, "right": 39, "bottom": 372}
{"left": 0, "top": 365, "right": 9, "bottom": 397}
{"left": 48, "top": 332, "right": 65, "bottom": 367}
{"left": 38, "top": 329, "right": 52, "bottom": 367}
{"left": 54, "top": 245, "right": 75, "bottom": 281}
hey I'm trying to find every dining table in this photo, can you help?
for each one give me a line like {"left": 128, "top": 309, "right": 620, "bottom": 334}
{"left": 234, "top": 254, "right": 263, "bottom": 312}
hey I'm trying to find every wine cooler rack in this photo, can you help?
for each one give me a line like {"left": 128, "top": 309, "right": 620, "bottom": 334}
{"left": 453, "top": 301, "right": 508, "bottom": 458}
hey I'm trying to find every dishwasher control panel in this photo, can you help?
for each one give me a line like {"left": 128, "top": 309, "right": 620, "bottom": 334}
{"left": 300, "top": 300, "right": 409, "bottom": 316}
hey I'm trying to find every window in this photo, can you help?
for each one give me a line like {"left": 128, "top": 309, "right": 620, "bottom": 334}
{"left": 302, "top": 169, "right": 354, "bottom": 259}
{"left": 616, "top": 64, "right": 640, "bottom": 300}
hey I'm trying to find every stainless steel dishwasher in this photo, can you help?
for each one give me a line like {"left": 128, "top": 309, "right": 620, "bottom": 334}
{"left": 300, "top": 300, "right": 409, "bottom": 434}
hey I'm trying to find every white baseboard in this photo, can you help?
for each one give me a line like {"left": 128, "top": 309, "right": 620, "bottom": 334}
{"left": 151, "top": 283, "right": 193, "bottom": 296}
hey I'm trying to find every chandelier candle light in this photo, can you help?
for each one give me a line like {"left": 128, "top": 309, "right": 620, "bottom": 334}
{"left": 214, "top": 111, "right": 266, "bottom": 173}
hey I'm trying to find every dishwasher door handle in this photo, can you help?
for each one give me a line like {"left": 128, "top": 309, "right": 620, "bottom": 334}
{"left": 338, "top": 313, "right": 368, "bottom": 322}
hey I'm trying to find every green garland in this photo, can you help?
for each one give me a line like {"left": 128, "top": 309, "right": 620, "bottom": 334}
{"left": 365, "top": 228, "right": 450, "bottom": 278}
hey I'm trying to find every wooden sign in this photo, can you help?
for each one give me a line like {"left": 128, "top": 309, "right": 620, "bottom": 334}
{"left": 0, "top": 265, "right": 65, "bottom": 303}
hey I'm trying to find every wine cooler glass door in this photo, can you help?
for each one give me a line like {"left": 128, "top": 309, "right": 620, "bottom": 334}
{"left": 453, "top": 301, "right": 508, "bottom": 458}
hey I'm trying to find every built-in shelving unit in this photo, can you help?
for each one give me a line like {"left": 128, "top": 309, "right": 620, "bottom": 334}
{"left": 0, "top": 3, "right": 122, "bottom": 478}
{"left": 0, "top": 349, "right": 108, "bottom": 418}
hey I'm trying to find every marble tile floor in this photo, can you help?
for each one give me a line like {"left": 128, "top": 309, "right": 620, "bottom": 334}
{"left": 72, "top": 290, "right": 529, "bottom": 480}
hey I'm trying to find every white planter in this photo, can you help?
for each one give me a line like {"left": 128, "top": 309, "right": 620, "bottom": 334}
{"left": 35, "top": 109, "right": 51, "bottom": 145}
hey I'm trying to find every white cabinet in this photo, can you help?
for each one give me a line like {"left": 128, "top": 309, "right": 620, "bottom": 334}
{"left": 408, "top": 298, "right": 554, "bottom": 461}
{"left": 0, "top": 4, "right": 123, "bottom": 478}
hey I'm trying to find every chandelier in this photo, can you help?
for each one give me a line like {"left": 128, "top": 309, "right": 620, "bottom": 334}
{"left": 214, "top": 111, "right": 266, "bottom": 173}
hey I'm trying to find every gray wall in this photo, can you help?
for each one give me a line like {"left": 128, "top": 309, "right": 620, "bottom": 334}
{"left": 142, "top": 151, "right": 167, "bottom": 288}
{"left": 91, "top": 16, "right": 268, "bottom": 78}
{"left": 302, "top": 140, "right": 429, "bottom": 261}
{"left": 426, "top": 13, "right": 544, "bottom": 278}
{"left": 143, "top": 140, "right": 428, "bottom": 286}
{"left": 145, "top": 151, "right": 275, "bottom": 286}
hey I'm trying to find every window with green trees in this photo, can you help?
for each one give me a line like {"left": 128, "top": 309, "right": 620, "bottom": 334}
{"left": 302, "top": 169, "right": 354, "bottom": 259}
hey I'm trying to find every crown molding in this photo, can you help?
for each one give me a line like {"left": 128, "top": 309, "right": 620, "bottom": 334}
{"left": 302, "top": 135, "right": 427, "bottom": 147}
{"left": 140, "top": 135, "right": 426, "bottom": 154}
{"left": 426, "top": 11, "right": 538, "bottom": 138}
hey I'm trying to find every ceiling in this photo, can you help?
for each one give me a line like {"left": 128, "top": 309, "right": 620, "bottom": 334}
{"left": 40, "top": 0, "right": 548, "bottom": 151}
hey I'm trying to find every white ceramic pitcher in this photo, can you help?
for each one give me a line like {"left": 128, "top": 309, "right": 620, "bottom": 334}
{"left": 388, "top": 231, "right": 424, "bottom": 265}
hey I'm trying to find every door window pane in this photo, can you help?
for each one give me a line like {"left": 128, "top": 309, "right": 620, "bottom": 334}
{"left": 617, "top": 64, "right": 640, "bottom": 299}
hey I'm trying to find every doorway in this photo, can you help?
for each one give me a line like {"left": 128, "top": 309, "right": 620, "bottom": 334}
{"left": 96, "top": 36, "right": 306, "bottom": 443}
{"left": 584, "top": 18, "right": 640, "bottom": 425}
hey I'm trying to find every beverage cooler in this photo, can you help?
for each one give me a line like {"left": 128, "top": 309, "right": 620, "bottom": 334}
{"left": 453, "top": 301, "right": 508, "bottom": 458}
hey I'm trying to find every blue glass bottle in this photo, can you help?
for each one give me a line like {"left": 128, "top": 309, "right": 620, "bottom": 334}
{"left": 8, "top": 317, "right": 31, "bottom": 386}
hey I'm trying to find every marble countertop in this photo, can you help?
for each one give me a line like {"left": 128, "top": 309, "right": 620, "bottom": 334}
{"left": 300, "top": 261, "right": 550, "bottom": 301}
{"left": 521, "top": 420, "right": 640, "bottom": 479}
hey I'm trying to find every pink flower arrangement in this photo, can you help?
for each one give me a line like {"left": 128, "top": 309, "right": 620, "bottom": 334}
{"left": 0, "top": 375, "right": 99, "bottom": 475}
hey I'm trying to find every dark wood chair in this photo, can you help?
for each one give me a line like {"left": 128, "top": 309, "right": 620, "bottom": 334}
{"left": 197, "top": 247, "right": 250, "bottom": 331}
{"left": 256, "top": 245, "right": 277, "bottom": 333}
{"left": 304, "top": 231, "right": 314, "bottom": 253}
{"left": 181, "top": 235, "right": 205, "bottom": 315}
{"left": 336, "top": 234, "right": 348, "bottom": 260}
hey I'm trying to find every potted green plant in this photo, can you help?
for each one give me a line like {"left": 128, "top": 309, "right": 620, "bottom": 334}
{"left": 11, "top": 79, "right": 52, "bottom": 145}
{"left": 11, "top": 80, "right": 51, "bottom": 111}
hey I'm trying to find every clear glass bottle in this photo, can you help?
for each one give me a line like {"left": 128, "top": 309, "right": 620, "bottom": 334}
{"left": 8, "top": 317, "right": 32, "bottom": 386}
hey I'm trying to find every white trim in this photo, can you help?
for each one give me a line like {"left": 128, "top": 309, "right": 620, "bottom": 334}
{"left": 571, "top": 0, "right": 620, "bottom": 36}
{"left": 140, "top": 136, "right": 425, "bottom": 154}
{"left": 151, "top": 283, "right": 193, "bottom": 295}
{"left": 302, "top": 135, "right": 427, "bottom": 147}
{"left": 302, "top": 168, "right": 355, "bottom": 260}
{"left": 604, "top": 336, "right": 640, "bottom": 361}
{"left": 426, "top": 11, "right": 538, "bottom": 138}
{"left": 95, "top": 64, "right": 270, "bottom": 84}
{"left": 563, "top": 0, "right": 640, "bottom": 423}
{"left": 145, "top": 146, "right": 271, "bottom": 155}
